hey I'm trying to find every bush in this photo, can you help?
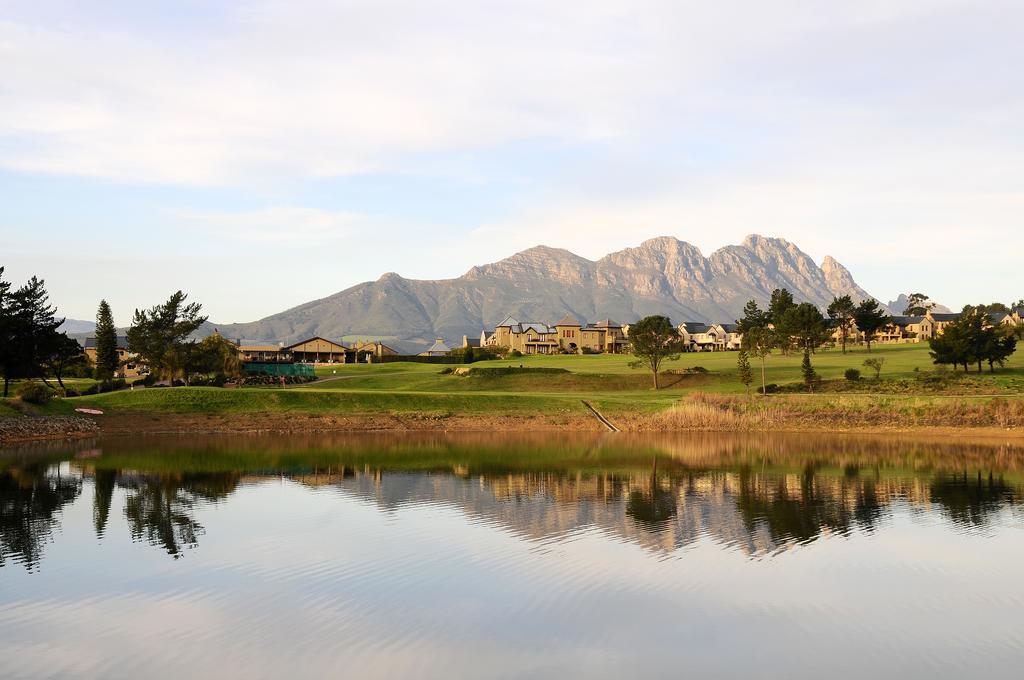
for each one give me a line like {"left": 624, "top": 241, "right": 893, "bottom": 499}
{"left": 17, "top": 382, "right": 54, "bottom": 405}
{"left": 439, "top": 367, "right": 454, "bottom": 375}
{"left": 758, "top": 383, "right": 779, "bottom": 394}
{"left": 509, "top": 350, "right": 523, "bottom": 358}
{"left": 845, "top": 368, "right": 862, "bottom": 381}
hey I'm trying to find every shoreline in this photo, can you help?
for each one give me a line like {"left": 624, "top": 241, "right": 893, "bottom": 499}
{"left": 3, "top": 411, "right": 1021, "bottom": 446}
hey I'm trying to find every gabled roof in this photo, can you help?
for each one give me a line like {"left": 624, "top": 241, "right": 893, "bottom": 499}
{"left": 930, "top": 313, "right": 961, "bottom": 322}
{"left": 889, "top": 315, "right": 924, "bottom": 326}
{"left": 680, "top": 322, "right": 710, "bottom": 333}
{"left": 519, "top": 322, "right": 554, "bottom": 334}
{"left": 988, "top": 312, "right": 1010, "bottom": 323}
{"left": 83, "top": 335, "right": 129, "bottom": 350}
{"left": 495, "top": 315, "right": 520, "bottom": 328}
{"left": 554, "top": 314, "right": 580, "bottom": 327}
{"left": 423, "top": 338, "right": 452, "bottom": 354}
{"left": 284, "top": 336, "right": 348, "bottom": 351}
{"left": 720, "top": 323, "right": 740, "bottom": 333}
{"left": 589, "top": 318, "right": 622, "bottom": 328}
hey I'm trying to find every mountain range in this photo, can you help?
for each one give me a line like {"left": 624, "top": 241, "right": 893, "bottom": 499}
{"left": 210, "top": 235, "right": 885, "bottom": 353}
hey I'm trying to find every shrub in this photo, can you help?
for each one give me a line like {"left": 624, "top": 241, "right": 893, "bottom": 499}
{"left": 439, "top": 367, "right": 454, "bottom": 375}
{"left": 758, "top": 383, "right": 779, "bottom": 394}
{"left": 509, "top": 350, "right": 523, "bottom": 358}
{"left": 17, "top": 382, "right": 54, "bottom": 405}
{"left": 845, "top": 368, "right": 862, "bottom": 381}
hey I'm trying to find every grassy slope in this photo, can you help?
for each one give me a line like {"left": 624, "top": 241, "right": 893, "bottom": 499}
{"left": 30, "top": 343, "right": 1022, "bottom": 419}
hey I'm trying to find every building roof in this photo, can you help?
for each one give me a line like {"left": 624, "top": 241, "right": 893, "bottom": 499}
{"left": 720, "top": 323, "right": 740, "bottom": 333}
{"left": 889, "top": 315, "right": 925, "bottom": 326}
{"left": 422, "top": 338, "right": 452, "bottom": 354}
{"left": 554, "top": 314, "right": 580, "bottom": 327}
{"left": 284, "top": 336, "right": 348, "bottom": 351}
{"left": 988, "top": 312, "right": 1010, "bottom": 323}
{"left": 83, "top": 335, "right": 129, "bottom": 350}
{"left": 589, "top": 318, "right": 622, "bottom": 328}
{"left": 240, "top": 344, "right": 284, "bottom": 352}
{"left": 495, "top": 315, "right": 520, "bottom": 328}
{"left": 930, "top": 313, "right": 962, "bottom": 322}
{"left": 680, "top": 322, "right": 709, "bottom": 333}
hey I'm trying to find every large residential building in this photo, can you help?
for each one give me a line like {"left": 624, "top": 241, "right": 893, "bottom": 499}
{"left": 238, "top": 337, "right": 398, "bottom": 364}
{"left": 483, "top": 315, "right": 629, "bottom": 354}
{"left": 82, "top": 335, "right": 145, "bottom": 378}
{"left": 678, "top": 323, "right": 743, "bottom": 352}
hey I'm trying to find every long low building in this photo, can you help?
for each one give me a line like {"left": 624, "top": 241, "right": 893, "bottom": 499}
{"left": 483, "top": 315, "right": 629, "bottom": 354}
{"left": 238, "top": 337, "right": 399, "bottom": 364}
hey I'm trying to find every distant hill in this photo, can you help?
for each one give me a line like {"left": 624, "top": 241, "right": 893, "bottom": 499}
{"left": 58, "top": 318, "right": 96, "bottom": 335}
{"left": 211, "top": 234, "right": 882, "bottom": 353}
{"left": 886, "top": 294, "right": 952, "bottom": 316}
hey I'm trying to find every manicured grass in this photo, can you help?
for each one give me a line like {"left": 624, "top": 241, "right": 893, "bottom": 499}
{"left": 43, "top": 342, "right": 1021, "bottom": 423}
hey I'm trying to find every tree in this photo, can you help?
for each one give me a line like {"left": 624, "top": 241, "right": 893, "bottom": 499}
{"left": 43, "top": 334, "right": 86, "bottom": 390}
{"left": 903, "top": 293, "right": 934, "bottom": 316}
{"left": 767, "top": 288, "right": 795, "bottom": 325}
{"left": 928, "top": 306, "right": 1015, "bottom": 373}
{"left": 863, "top": 357, "right": 885, "bottom": 380}
{"left": 0, "top": 274, "right": 63, "bottom": 396}
{"left": 736, "top": 299, "right": 768, "bottom": 334}
{"left": 737, "top": 349, "right": 753, "bottom": 396}
{"left": 190, "top": 333, "right": 243, "bottom": 382}
{"left": 780, "top": 303, "right": 829, "bottom": 352}
{"left": 94, "top": 300, "right": 120, "bottom": 384}
{"left": 127, "top": 291, "right": 208, "bottom": 383}
{"left": 0, "top": 267, "right": 15, "bottom": 397}
{"left": 742, "top": 326, "right": 776, "bottom": 396}
{"left": 827, "top": 295, "right": 856, "bottom": 354}
{"left": 801, "top": 348, "right": 818, "bottom": 392}
{"left": 854, "top": 299, "right": 889, "bottom": 352}
{"left": 628, "top": 315, "right": 684, "bottom": 389}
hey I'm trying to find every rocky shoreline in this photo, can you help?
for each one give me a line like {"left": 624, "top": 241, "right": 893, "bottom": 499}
{"left": 0, "top": 415, "right": 100, "bottom": 446}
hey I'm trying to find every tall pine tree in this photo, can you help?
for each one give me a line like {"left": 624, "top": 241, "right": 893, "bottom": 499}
{"left": 95, "top": 300, "right": 120, "bottom": 384}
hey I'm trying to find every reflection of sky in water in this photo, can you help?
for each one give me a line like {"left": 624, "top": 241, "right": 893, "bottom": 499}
{"left": 1, "top": 434, "right": 1024, "bottom": 678}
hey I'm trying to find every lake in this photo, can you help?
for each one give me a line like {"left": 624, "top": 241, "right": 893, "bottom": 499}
{"left": 2, "top": 431, "right": 1023, "bottom": 678}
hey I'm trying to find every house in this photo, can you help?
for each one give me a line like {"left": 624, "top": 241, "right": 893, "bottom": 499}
{"left": 284, "top": 337, "right": 349, "bottom": 363}
{"left": 917, "top": 311, "right": 962, "bottom": 340}
{"left": 420, "top": 338, "right": 453, "bottom": 356}
{"left": 483, "top": 314, "right": 629, "bottom": 355}
{"left": 349, "top": 341, "right": 399, "bottom": 360}
{"left": 677, "top": 323, "right": 741, "bottom": 351}
{"left": 82, "top": 335, "right": 144, "bottom": 378}
{"left": 875, "top": 316, "right": 925, "bottom": 344}
{"left": 238, "top": 343, "right": 291, "bottom": 363}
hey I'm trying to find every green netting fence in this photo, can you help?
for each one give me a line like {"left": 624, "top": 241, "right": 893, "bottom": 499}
{"left": 243, "top": 362, "right": 316, "bottom": 377}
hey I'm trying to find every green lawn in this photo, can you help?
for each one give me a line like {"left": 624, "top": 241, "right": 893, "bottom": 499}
{"left": 8, "top": 342, "right": 1020, "bottom": 421}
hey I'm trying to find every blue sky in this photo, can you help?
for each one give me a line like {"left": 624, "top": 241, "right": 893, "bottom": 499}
{"left": 2, "top": 0, "right": 1022, "bottom": 324}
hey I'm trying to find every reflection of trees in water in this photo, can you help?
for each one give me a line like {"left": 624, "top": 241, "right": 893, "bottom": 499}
{"left": 120, "top": 473, "right": 238, "bottom": 558}
{"left": 930, "top": 471, "right": 1018, "bottom": 527}
{"left": 0, "top": 466, "right": 82, "bottom": 570}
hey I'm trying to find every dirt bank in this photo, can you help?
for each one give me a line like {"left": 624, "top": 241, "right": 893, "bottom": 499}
{"left": 0, "top": 415, "right": 100, "bottom": 446}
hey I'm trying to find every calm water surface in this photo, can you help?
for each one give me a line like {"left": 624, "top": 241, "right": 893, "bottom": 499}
{"left": 2, "top": 431, "right": 1023, "bottom": 679}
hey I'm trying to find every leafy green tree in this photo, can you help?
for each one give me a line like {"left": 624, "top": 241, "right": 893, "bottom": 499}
{"left": 767, "top": 288, "right": 795, "bottom": 325}
{"left": 628, "top": 315, "right": 684, "bottom": 389}
{"left": 736, "top": 299, "right": 768, "bottom": 334}
{"left": 801, "top": 348, "right": 818, "bottom": 392}
{"left": 44, "top": 334, "right": 86, "bottom": 390}
{"left": 927, "top": 306, "right": 1014, "bottom": 373}
{"left": 189, "top": 333, "right": 243, "bottom": 383}
{"left": 0, "top": 274, "right": 63, "bottom": 396}
{"left": 929, "top": 323, "right": 969, "bottom": 371}
{"left": 862, "top": 357, "right": 885, "bottom": 380}
{"left": 903, "top": 293, "right": 934, "bottom": 316}
{"left": 982, "top": 327, "right": 1017, "bottom": 372}
{"left": 827, "top": 295, "right": 856, "bottom": 353}
{"left": 780, "top": 302, "right": 829, "bottom": 352}
{"left": 127, "top": 291, "right": 208, "bottom": 383}
{"left": 742, "top": 326, "right": 776, "bottom": 396}
{"left": 854, "top": 299, "right": 889, "bottom": 352}
{"left": 737, "top": 349, "right": 753, "bottom": 396}
{"left": 94, "top": 300, "right": 120, "bottom": 384}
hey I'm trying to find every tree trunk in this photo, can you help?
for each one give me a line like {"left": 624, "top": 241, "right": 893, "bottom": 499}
{"left": 3, "top": 376, "right": 8, "bottom": 397}
{"left": 652, "top": 366, "right": 660, "bottom": 390}
{"left": 760, "top": 357, "right": 766, "bottom": 396}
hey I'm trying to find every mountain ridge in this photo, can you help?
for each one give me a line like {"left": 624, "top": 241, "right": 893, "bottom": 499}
{"left": 210, "top": 234, "right": 883, "bottom": 353}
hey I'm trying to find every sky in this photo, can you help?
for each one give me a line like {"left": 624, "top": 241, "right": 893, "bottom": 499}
{"left": 1, "top": 0, "right": 1022, "bottom": 325}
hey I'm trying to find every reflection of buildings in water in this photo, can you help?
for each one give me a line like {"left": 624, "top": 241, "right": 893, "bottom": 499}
{"left": 330, "top": 467, "right": 1023, "bottom": 557}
